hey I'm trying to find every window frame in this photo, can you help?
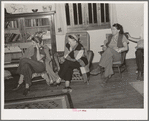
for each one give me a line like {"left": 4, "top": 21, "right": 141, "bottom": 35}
{"left": 65, "top": 3, "right": 111, "bottom": 32}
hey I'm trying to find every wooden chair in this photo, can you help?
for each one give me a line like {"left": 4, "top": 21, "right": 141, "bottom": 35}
{"left": 54, "top": 32, "right": 94, "bottom": 84}
{"left": 112, "top": 50, "right": 128, "bottom": 78}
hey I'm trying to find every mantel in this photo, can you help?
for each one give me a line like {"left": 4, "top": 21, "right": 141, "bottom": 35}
{"left": 5, "top": 11, "right": 56, "bottom": 20}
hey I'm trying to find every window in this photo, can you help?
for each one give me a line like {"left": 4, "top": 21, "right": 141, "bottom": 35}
{"left": 65, "top": 3, "right": 110, "bottom": 32}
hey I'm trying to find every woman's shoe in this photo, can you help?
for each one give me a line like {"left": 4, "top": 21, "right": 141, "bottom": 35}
{"left": 100, "top": 77, "right": 109, "bottom": 87}
{"left": 90, "top": 66, "right": 101, "bottom": 76}
{"left": 62, "top": 87, "right": 72, "bottom": 93}
{"left": 23, "top": 88, "right": 30, "bottom": 96}
{"left": 55, "top": 78, "right": 61, "bottom": 86}
{"left": 13, "top": 83, "right": 23, "bottom": 90}
{"left": 46, "top": 79, "right": 55, "bottom": 86}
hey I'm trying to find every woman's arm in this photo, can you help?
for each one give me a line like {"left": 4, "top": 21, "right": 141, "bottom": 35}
{"left": 127, "top": 33, "right": 141, "bottom": 43}
{"left": 117, "top": 35, "right": 128, "bottom": 53}
{"left": 43, "top": 45, "right": 52, "bottom": 62}
{"left": 118, "top": 42, "right": 128, "bottom": 53}
{"left": 36, "top": 46, "right": 42, "bottom": 61}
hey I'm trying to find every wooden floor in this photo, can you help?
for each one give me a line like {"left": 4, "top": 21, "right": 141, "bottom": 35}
{"left": 4, "top": 59, "right": 144, "bottom": 108}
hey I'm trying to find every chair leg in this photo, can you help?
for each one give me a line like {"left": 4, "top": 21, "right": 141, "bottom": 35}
{"left": 117, "top": 66, "right": 122, "bottom": 78}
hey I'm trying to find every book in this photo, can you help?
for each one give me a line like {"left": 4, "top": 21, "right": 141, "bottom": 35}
{"left": 5, "top": 33, "right": 11, "bottom": 43}
{"left": 8, "top": 33, "right": 15, "bottom": 42}
{"left": 12, "top": 34, "right": 20, "bottom": 42}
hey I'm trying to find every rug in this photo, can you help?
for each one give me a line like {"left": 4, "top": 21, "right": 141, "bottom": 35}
{"left": 5, "top": 93, "right": 74, "bottom": 109}
{"left": 129, "top": 81, "right": 144, "bottom": 96}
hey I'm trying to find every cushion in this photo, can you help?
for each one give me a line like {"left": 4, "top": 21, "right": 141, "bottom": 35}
{"left": 113, "top": 61, "right": 122, "bottom": 65}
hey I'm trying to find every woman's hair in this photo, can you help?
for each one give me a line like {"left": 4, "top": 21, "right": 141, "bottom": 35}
{"left": 112, "top": 23, "right": 124, "bottom": 34}
{"left": 68, "top": 34, "right": 80, "bottom": 43}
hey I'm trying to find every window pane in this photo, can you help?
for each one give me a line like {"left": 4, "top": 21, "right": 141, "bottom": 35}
{"left": 73, "top": 3, "right": 78, "bottom": 25}
{"left": 105, "top": 4, "right": 109, "bottom": 22}
{"left": 93, "top": 3, "right": 97, "bottom": 23}
{"left": 88, "top": 3, "right": 92, "bottom": 24}
{"left": 78, "top": 3, "right": 82, "bottom": 24}
{"left": 100, "top": 3, "right": 104, "bottom": 23}
{"left": 65, "top": 3, "right": 70, "bottom": 25}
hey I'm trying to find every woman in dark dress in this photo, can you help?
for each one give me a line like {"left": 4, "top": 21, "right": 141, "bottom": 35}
{"left": 55, "top": 34, "right": 89, "bottom": 93}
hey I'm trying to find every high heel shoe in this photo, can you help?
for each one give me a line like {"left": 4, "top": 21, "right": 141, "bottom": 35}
{"left": 55, "top": 78, "right": 61, "bottom": 87}
{"left": 13, "top": 83, "right": 23, "bottom": 90}
{"left": 23, "top": 88, "right": 30, "bottom": 96}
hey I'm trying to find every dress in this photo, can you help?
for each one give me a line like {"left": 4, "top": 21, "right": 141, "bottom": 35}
{"left": 99, "top": 34, "right": 128, "bottom": 77}
{"left": 16, "top": 46, "right": 46, "bottom": 86}
{"left": 58, "top": 42, "right": 88, "bottom": 82}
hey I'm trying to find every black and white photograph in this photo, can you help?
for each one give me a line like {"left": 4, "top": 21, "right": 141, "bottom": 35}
{"left": 1, "top": 1, "right": 148, "bottom": 120}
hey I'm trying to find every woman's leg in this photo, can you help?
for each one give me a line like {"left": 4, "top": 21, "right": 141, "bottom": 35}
{"left": 58, "top": 60, "right": 80, "bottom": 92}
{"left": 16, "top": 58, "right": 45, "bottom": 95}
{"left": 45, "top": 60, "right": 59, "bottom": 83}
{"left": 17, "top": 58, "right": 45, "bottom": 74}
{"left": 18, "top": 74, "right": 24, "bottom": 85}
{"left": 58, "top": 60, "right": 80, "bottom": 81}
{"left": 135, "top": 49, "right": 144, "bottom": 81}
{"left": 62, "top": 67, "right": 74, "bottom": 93}
{"left": 22, "top": 63, "right": 33, "bottom": 87}
{"left": 13, "top": 74, "right": 24, "bottom": 90}
{"left": 99, "top": 48, "right": 121, "bottom": 78}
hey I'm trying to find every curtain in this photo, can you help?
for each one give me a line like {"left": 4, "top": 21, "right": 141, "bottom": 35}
{"left": 55, "top": 4, "right": 67, "bottom": 35}
{"left": 109, "top": 4, "right": 118, "bottom": 27}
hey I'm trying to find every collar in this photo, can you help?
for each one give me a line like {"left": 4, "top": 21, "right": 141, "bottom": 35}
{"left": 72, "top": 43, "right": 78, "bottom": 51}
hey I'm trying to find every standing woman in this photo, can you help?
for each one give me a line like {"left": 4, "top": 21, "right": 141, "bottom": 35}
{"left": 55, "top": 34, "right": 89, "bottom": 93}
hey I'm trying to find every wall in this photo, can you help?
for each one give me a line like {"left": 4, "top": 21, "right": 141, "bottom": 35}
{"left": 115, "top": 3, "right": 144, "bottom": 59}
{"left": 5, "top": 3, "right": 55, "bottom": 13}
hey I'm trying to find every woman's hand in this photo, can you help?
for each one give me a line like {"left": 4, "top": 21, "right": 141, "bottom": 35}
{"left": 59, "top": 56, "right": 65, "bottom": 63}
{"left": 115, "top": 48, "right": 122, "bottom": 53}
{"left": 102, "top": 46, "right": 107, "bottom": 51}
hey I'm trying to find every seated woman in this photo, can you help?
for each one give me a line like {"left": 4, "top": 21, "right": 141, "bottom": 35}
{"left": 14, "top": 32, "right": 59, "bottom": 96}
{"left": 55, "top": 34, "right": 89, "bottom": 93}
{"left": 90, "top": 23, "right": 128, "bottom": 84}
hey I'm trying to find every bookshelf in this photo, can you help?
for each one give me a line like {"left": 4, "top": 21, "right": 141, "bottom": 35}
{"left": 5, "top": 12, "right": 57, "bottom": 68}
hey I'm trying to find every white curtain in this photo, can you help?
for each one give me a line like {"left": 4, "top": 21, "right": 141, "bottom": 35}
{"left": 109, "top": 4, "right": 118, "bottom": 27}
{"left": 55, "top": 4, "right": 67, "bottom": 35}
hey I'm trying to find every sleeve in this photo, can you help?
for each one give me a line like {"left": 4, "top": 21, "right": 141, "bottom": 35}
{"left": 74, "top": 50, "right": 84, "bottom": 60}
{"left": 104, "top": 39, "right": 108, "bottom": 46}
{"left": 30, "top": 47, "right": 37, "bottom": 61}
